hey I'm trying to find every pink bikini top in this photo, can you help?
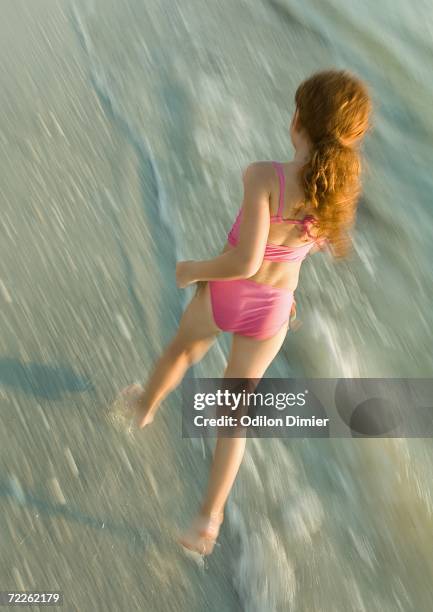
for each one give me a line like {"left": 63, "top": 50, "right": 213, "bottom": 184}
{"left": 227, "top": 161, "right": 319, "bottom": 263}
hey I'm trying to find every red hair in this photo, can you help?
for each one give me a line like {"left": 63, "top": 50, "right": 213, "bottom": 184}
{"left": 294, "top": 69, "right": 373, "bottom": 257}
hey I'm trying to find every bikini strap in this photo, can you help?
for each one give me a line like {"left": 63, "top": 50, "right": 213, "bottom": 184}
{"left": 271, "top": 161, "right": 285, "bottom": 219}
{"left": 271, "top": 163, "right": 318, "bottom": 239}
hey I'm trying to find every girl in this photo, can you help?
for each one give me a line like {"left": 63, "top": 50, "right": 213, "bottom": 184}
{"left": 119, "top": 69, "right": 372, "bottom": 555}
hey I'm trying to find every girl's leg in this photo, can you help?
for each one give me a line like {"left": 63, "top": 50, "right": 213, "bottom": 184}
{"left": 124, "top": 282, "right": 221, "bottom": 428}
{"left": 179, "top": 321, "right": 289, "bottom": 555}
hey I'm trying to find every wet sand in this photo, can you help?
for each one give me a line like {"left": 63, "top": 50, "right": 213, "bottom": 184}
{"left": 0, "top": 1, "right": 240, "bottom": 610}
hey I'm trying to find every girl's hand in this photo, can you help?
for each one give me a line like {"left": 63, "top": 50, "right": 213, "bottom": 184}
{"left": 290, "top": 299, "right": 297, "bottom": 320}
{"left": 176, "top": 260, "right": 196, "bottom": 289}
{"left": 289, "top": 298, "right": 302, "bottom": 331}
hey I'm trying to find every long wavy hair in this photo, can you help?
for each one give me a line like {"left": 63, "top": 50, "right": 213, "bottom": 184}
{"left": 294, "top": 69, "right": 373, "bottom": 257}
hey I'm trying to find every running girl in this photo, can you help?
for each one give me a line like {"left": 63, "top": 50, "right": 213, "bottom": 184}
{"left": 119, "top": 69, "right": 372, "bottom": 555}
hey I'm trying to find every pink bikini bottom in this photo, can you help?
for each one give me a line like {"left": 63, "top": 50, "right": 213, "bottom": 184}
{"left": 208, "top": 278, "right": 294, "bottom": 340}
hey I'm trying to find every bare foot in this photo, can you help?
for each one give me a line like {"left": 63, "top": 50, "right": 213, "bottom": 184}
{"left": 178, "top": 512, "right": 224, "bottom": 556}
{"left": 117, "top": 384, "right": 155, "bottom": 429}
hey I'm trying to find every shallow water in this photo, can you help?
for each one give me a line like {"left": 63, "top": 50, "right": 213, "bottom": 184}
{"left": 1, "top": 0, "right": 432, "bottom": 610}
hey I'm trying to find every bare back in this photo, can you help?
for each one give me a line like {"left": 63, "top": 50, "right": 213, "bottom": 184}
{"left": 223, "top": 161, "right": 318, "bottom": 292}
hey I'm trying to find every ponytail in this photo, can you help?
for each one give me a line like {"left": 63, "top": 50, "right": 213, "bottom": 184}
{"left": 293, "top": 69, "right": 372, "bottom": 258}
{"left": 299, "top": 139, "right": 362, "bottom": 257}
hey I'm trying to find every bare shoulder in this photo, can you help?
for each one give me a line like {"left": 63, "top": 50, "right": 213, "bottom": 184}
{"left": 283, "top": 161, "right": 307, "bottom": 186}
{"left": 242, "top": 161, "right": 274, "bottom": 191}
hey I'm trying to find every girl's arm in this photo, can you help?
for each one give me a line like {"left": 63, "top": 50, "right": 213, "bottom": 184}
{"left": 177, "top": 163, "right": 271, "bottom": 287}
{"left": 187, "top": 249, "right": 254, "bottom": 283}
